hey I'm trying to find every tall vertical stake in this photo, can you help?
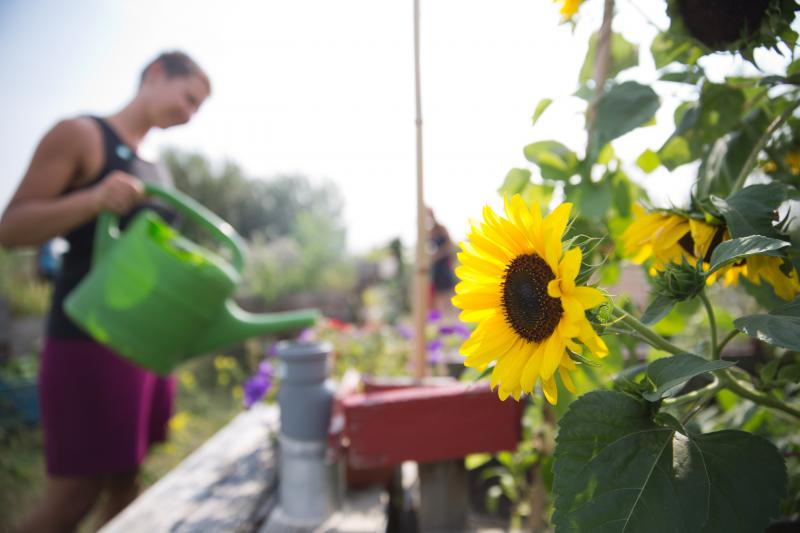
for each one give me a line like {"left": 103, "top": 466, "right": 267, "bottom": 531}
{"left": 412, "top": 0, "right": 428, "bottom": 380}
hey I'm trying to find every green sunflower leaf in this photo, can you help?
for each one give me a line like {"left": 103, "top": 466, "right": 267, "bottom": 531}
{"left": 706, "top": 235, "right": 790, "bottom": 275}
{"left": 520, "top": 182, "right": 554, "bottom": 210}
{"left": 591, "top": 82, "right": 660, "bottom": 154}
{"left": 658, "top": 136, "right": 693, "bottom": 170}
{"left": 696, "top": 109, "right": 770, "bottom": 198}
{"left": 710, "top": 182, "right": 787, "bottom": 239}
{"left": 531, "top": 98, "right": 553, "bottom": 126}
{"left": 552, "top": 391, "right": 786, "bottom": 533}
{"left": 734, "top": 296, "right": 800, "bottom": 351}
{"left": 651, "top": 32, "right": 704, "bottom": 69}
{"left": 641, "top": 294, "right": 675, "bottom": 325}
{"left": 465, "top": 453, "right": 493, "bottom": 470}
{"left": 643, "top": 354, "right": 734, "bottom": 402}
{"left": 498, "top": 168, "right": 532, "bottom": 196}
{"left": 522, "top": 141, "right": 578, "bottom": 181}
{"left": 635, "top": 149, "right": 660, "bottom": 173}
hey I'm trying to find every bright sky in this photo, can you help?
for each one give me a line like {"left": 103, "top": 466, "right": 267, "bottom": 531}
{"left": 0, "top": 0, "right": 786, "bottom": 253}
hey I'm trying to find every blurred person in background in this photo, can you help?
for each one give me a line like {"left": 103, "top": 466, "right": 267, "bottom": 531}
{"left": 0, "top": 51, "right": 211, "bottom": 532}
{"left": 426, "top": 207, "right": 457, "bottom": 318}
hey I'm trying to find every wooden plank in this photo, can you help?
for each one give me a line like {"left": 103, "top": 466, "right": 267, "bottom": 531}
{"left": 101, "top": 404, "right": 279, "bottom": 533}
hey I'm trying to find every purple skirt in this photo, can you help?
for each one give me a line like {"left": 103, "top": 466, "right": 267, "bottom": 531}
{"left": 39, "top": 337, "right": 175, "bottom": 477}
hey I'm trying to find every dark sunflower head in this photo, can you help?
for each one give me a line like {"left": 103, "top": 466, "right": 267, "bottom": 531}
{"left": 501, "top": 253, "right": 563, "bottom": 342}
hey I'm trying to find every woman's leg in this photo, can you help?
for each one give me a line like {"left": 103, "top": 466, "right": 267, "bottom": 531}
{"left": 16, "top": 475, "right": 103, "bottom": 533}
{"left": 93, "top": 469, "right": 141, "bottom": 530}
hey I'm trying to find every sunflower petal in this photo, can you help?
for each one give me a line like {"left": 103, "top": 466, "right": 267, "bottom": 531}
{"left": 572, "top": 286, "right": 606, "bottom": 309}
{"left": 559, "top": 366, "right": 577, "bottom": 394}
{"left": 459, "top": 308, "right": 495, "bottom": 323}
{"left": 540, "top": 334, "right": 564, "bottom": 380}
{"left": 463, "top": 327, "right": 518, "bottom": 368}
{"left": 560, "top": 295, "right": 585, "bottom": 327}
{"left": 520, "top": 342, "right": 544, "bottom": 392}
{"left": 543, "top": 203, "right": 572, "bottom": 241}
{"left": 547, "top": 279, "right": 562, "bottom": 298}
{"left": 559, "top": 247, "right": 582, "bottom": 285}
{"left": 542, "top": 376, "right": 558, "bottom": 405}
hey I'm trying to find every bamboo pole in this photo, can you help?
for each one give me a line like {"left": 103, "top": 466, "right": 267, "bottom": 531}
{"left": 412, "top": 0, "right": 428, "bottom": 380}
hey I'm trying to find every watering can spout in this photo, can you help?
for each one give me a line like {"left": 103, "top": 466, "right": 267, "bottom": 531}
{"left": 191, "top": 301, "right": 319, "bottom": 355}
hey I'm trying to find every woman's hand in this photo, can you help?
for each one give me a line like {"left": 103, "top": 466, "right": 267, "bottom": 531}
{"left": 90, "top": 171, "right": 145, "bottom": 215}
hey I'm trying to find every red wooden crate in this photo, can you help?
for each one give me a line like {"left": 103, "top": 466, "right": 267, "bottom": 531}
{"left": 339, "top": 381, "right": 523, "bottom": 469}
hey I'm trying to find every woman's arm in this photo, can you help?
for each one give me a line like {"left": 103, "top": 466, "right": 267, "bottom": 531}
{"left": 0, "top": 119, "right": 143, "bottom": 248}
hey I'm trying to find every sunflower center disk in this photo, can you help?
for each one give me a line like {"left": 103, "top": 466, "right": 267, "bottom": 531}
{"left": 501, "top": 254, "right": 564, "bottom": 343}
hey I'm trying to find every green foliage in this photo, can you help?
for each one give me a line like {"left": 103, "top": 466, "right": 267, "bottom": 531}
{"left": 579, "top": 32, "right": 639, "bottom": 85}
{"left": 164, "top": 149, "right": 346, "bottom": 242}
{"left": 0, "top": 249, "right": 50, "bottom": 317}
{"left": 498, "top": 168, "right": 532, "bottom": 196}
{"left": 311, "top": 321, "right": 410, "bottom": 378}
{"left": 652, "top": 257, "right": 707, "bottom": 302}
{"left": 650, "top": 31, "right": 704, "bottom": 69}
{"left": 553, "top": 391, "right": 787, "bottom": 533}
{"left": 644, "top": 354, "right": 734, "bottom": 402}
{"left": 163, "top": 149, "right": 356, "bottom": 304}
{"left": 531, "top": 98, "right": 553, "bottom": 126}
{"left": 735, "top": 296, "right": 800, "bottom": 351}
{"left": 589, "top": 81, "right": 660, "bottom": 161}
{"left": 523, "top": 141, "right": 579, "bottom": 181}
{"left": 707, "top": 235, "right": 790, "bottom": 274}
{"left": 641, "top": 295, "right": 675, "bottom": 325}
{"left": 487, "top": 2, "right": 800, "bottom": 529}
{"left": 711, "top": 183, "right": 788, "bottom": 239}
{"left": 635, "top": 149, "right": 660, "bottom": 174}
{"left": 697, "top": 109, "right": 771, "bottom": 197}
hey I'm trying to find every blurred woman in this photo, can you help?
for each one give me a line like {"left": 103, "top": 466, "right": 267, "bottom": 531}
{"left": 0, "top": 51, "right": 211, "bottom": 532}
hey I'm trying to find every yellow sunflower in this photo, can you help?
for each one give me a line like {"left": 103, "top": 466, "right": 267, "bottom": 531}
{"left": 451, "top": 195, "right": 608, "bottom": 404}
{"left": 556, "top": 0, "right": 583, "bottom": 20}
{"left": 620, "top": 204, "right": 723, "bottom": 275}
{"left": 622, "top": 204, "right": 800, "bottom": 300}
{"left": 719, "top": 255, "right": 800, "bottom": 301}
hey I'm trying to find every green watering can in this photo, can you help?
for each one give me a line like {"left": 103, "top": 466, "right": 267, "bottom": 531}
{"left": 64, "top": 182, "right": 319, "bottom": 376}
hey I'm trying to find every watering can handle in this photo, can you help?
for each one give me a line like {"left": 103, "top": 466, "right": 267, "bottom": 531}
{"left": 93, "top": 182, "right": 247, "bottom": 272}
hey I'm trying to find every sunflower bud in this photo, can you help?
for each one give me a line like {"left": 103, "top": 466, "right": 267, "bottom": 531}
{"left": 653, "top": 258, "right": 706, "bottom": 302}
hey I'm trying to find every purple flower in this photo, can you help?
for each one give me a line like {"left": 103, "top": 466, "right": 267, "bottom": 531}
{"left": 438, "top": 324, "right": 456, "bottom": 336}
{"left": 258, "top": 359, "right": 275, "bottom": 376}
{"left": 266, "top": 343, "right": 280, "bottom": 357}
{"left": 297, "top": 328, "right": 316, "bottom": 343}
{"left": 453, "top": 323, "right": 471, "bottom": 338}
{"left": 396, "top": 324, "right": 414, "bottom": 340}
{"left": 427, "top": 348, "right": 444, "bottom": 365}
{"left": 438, "top": 322, "right": 471, "bottom": 338}
{"left": 427, "top": 309, "right": 443, "bottom": 322}
{"left": 427, "top": 338, "right": 444, "bottom": 352}
{"left": 243, "top": 361, "right": 274, "bottom": 408}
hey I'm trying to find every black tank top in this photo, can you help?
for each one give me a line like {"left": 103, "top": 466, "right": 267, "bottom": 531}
{"left": 47, "top": 116, "right": 177, "bottom": 340}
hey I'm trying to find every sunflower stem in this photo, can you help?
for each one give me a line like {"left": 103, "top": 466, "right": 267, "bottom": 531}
{"left": 611, "top": 306, "right": 687, "bottom": 356}
{"left": 716, "top": 329, "right": 739, "bottom": 357}
{"left": 721, "top": 369, "right": 800, "bottom": 420}
{"left": 699, "top": 292, "right": 718, "bottom": 360}
{"left": 662, "top": 376, "right": 722, "bottom": 409}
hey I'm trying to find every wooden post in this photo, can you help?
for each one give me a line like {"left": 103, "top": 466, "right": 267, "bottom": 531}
{"left": 412, "top": 0, "right": 428, "bottom": 380}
